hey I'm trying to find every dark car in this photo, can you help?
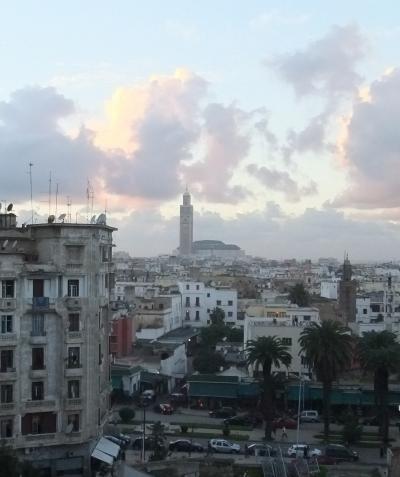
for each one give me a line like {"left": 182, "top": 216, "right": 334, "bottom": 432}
{"left": 132, "top": 436, "right": 165, "bottom": 451}
{"left": 325, "top": 444, "right": 358, "bottom": 462}
{"left": 223, "top": 414, "right": 262, "bottom": 428}
{"left": 169, "top": 439, "right": 204, "bottom": 452}
{"left": 272, "top": 417, "right": 297, "bottom": 430}
{"left": 209, "top": 407, "right": 236, "bottom": 419}
{"left": 153, "top": 403, "right": 174, "bottom": 415}
{"left": 247, "top": 443, "right": 276, "bottom": 457}
{"left": 362, "top": 416, "right": 380, "bottom": 426}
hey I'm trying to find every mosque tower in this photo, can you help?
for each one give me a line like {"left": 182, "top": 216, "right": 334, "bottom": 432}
{"left": 179, "top": 189, "right": 193, "bottom": 256}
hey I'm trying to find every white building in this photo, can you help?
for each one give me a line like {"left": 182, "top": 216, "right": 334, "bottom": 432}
{"left": 0, "top": 212, "right": 116, "bottom": 475}
{"left": 320, "top": 279, "right": 339, "bottom": 300}
{"left": 177, "top": 281, "right": 238, "bottom": 327}
{"left": 244, "top": 304, "right": 320, "bottom": 377}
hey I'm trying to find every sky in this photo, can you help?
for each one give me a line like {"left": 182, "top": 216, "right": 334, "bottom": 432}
{"left": 1, "top": 0, "right": 400, "bottom": 260}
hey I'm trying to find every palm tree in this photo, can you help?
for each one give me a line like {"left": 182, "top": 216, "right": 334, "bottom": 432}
{"left": 246, "top": 336, "right": 292, "bottom": 440}
{"left": 358, "top": 330, "right": 400, "bottom": 445}
{"left": 299, "top": 320, "right": 353, "bottom": 440}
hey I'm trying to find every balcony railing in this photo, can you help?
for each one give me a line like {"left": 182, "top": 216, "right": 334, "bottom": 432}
{"left": 0, "top": 333, "right": 17, "bottom": 342}
{"left": 0, "top": 298, "right": 16, "bottom": 310}
{"left": 65, "top": 298, "right": 82, "bottom": 310}
{"left": 66, "top": 398, "right": 82, "bottom": 407}
{"left": 25, "top": 399, "right": 56, "bottom": 409}
{"left": 67, "top": 331, "right": 83, "bottom": 340}
{"left": 0, "top": 402, "right": 15, "bottom": 411}
{"left": 32, "top": 297, "right": 51, "bottom": 310}
{"left": 24, "top": 433, "right": 56, "bottom": 441}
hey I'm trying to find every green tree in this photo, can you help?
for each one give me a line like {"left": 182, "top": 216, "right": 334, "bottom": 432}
{"left": 299, "top": 320, "right": 353, "bottom": 441}
{"left": 150, "top": 421, "right": 167, "bottom": 461}
{"left": 289, "top": 283, "right": 310, "bottom": 307}
{"left": 0, "top": 445, "right": 41, "bottom": 477}
{"left": 193, "top": 350, "right": 226, "bottom": 374}
{"left": 210, "top": 307, "right": 225, "bottom": 325}
{"left": 342, "top": 412, "right": 362, "bottom": 445}
{"left": 118, "top": 407, "right": 135, "bottom": 423}
{"left": 246, "top": 336, "right": 291, "bottom": 440}
{"left": 358, "top": 330, "right": 400, "bottom": 445}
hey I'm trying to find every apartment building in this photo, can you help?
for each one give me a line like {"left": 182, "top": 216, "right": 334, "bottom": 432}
{"left": 0, "top": 212, "right": 116, "bottom": 476}
{"left": 244, "top": 304, "right": 320, "bottom": 377}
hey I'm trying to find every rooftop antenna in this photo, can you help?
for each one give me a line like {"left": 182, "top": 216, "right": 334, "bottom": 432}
{"left": 55, "top": 183, "right": 59, "bottom": 218}
{"left": 48, "top": 171, "right": 52, "bottom": 217}
{"left": 66, "top": 196, "right": 71, "bottom": 224}
{"left": 86, "top": 180, "right": 94, "bottom": 223}
{"left": 29, "top": 162, "right": 34, "bottom": 224}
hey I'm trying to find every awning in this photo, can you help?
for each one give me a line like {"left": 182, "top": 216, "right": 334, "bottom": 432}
{"left": 96, "top": 437, "right": 120, "bottom": 458}
{"left": 92, "top": 448, "right": 114, "bottom": 465}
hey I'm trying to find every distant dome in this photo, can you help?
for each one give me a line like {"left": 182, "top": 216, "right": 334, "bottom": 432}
{"left": 192, "top": 240, "right": 241, "bottom": 251}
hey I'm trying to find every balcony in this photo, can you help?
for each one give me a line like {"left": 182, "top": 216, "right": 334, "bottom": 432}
{"left": 24, "top": 399, "right": 56, "bottom": 411}
{"left": 65, "top": 398, "right": 82, "bottom": 408}
{"left": 0, "top": 369, "right": 17, "bottom": 380}
{"left": 29, "top": 366, "right": 47, "bottom": 379}
{"left": 65, "top": 297, "right": 82, "bottom": 310}
{"left": 0, "top": 298, "right": 16, "bottom": 311}
{"left": 23, "top": 433, "right": 56, "bottom": 442}
{"left": 66, "top": 331, "right": 84, "bottom": 342}
{"left": 0, "top": 334, "right": 17, "bottom": 345}
{"left": 0, "top": 402, "right": 15, "bottom": 413}
{"left": 29, "top": 332, "right": 47, "bottom": 345}
{"left": 64, "top": 365, "right": 83, "bottom": 377}
{"left": 29, "top": 297, "right": 54, "bottom": 312}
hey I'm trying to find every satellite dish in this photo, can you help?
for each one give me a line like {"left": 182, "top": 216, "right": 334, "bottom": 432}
{"left": 96, "top": 213, "right": 106, "bottom": 225}
{"left": 7, "top": 203, "right": 13, "bottom": 212}
{"left": 48, "top": 215, "right": 55, "bottom": 223}
{"left": 90, "top": 215, "right": 96, "bottom": 224}
{"left": 58, "top": 213, "right": 66, "bottom": 222}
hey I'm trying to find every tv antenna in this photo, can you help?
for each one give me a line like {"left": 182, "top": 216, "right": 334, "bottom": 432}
{"left": 55, "top": 183, "right": 59, "bottom": 218}
{"left": 48, "top": 171, "right": 52, "bottom": 217}
{"left": 86, "top": 180, "right": 94, "bottom": 223}
{"left": 29, "top": 162, "right": 34, "bottom": 224}
{"left": 66, "top": 196, "right": 72, "bottom": 223}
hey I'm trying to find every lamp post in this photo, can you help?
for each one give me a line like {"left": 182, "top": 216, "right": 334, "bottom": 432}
{"left": 141, "top": 399, "right": 150, "bottom": 462}
{"left": 296, "top": 378, "right": 303, "bottom": 445}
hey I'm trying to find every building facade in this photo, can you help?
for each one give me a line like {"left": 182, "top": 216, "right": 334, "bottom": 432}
{"left": 0, "top": 213, "right": 116, "bottom": 476}
{"left": 179, "top": 190, "right": 193, "bottom": 256}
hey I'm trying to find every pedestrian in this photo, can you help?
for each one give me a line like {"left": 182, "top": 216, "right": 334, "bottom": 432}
{"left": 281, "top": 426, "right": 287, "bottom": 440}
{"left": 303, "top": 446, "right": 308, "bottom": 459}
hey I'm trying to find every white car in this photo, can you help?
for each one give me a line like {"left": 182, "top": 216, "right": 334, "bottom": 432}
{"left": 209, "top": 439, "right": 240, "bottom": 454}
{"left": 288, "top": 444, "right": 322, "bottom": 458}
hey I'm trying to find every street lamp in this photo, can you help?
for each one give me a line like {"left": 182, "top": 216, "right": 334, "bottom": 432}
{"left": 296, "top": 377, "right": 303, "bottom": 445}
{"left": 141, "top": 398, "right": 150, "bottom": 462}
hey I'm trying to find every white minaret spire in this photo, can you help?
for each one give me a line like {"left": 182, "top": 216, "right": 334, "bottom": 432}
{"left": 179, "top": 189, "right": 193, "bottom": 255}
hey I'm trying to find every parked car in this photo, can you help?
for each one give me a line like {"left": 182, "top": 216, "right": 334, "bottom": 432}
{"left": 104, "top": 433, "right": 131, "bottom": 446}
{"left": 154, "top": 403, "right": 174, "bottom": 415}
{"left": 288, "top": 444, "right": 321, "bottom": 458}
{"left": 132, "top": 436, "right": 165, "bottom": 451}
{"left": 247, "top": 443, "right": 276, "bottom": 457}
{"left": 104, "top": 435, "right": 126, "bottom": 447}
{"left": 362, "top": 415, "right": 380, "bottom": 426}
{"left": 169, "top": 439, "right": 204, "bottom": 452}
{"left": 299, "top": 410, "right": 320, "bottom": 423}
{"left": 325, "top": 444, "right": 358, "bottom": 462}
{"left": 223, "top": 414, "right": 261, "bottom": 428}
{"left": 209, "top": 407, "right": 236, "bottom": 419}
{"left": 209, "top": 439, "right": 240, "bottom": 454}
{"left": 272, "top": 417, "right": 297, "bottom": 430}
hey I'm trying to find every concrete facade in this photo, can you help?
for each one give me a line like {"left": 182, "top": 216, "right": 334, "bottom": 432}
{"left": 0, "top": 213, "right": 116, "bottom": 476}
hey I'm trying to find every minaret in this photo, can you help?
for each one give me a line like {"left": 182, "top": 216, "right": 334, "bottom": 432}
{"left": 179, "top": 189, "right": 193, "bottom": 256}
{"left": 338, "top": 254, "right": 357, "bottom": 323}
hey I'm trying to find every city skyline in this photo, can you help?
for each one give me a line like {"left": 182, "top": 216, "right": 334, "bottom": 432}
{"left": 1, "top": 1, "right": 400, "bottom": 259}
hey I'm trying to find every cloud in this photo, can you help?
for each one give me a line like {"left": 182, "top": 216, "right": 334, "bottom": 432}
{"left": 250, "top": 9, "right": 309, "bottom": 30}
{"left": 269, "top": 24, "right": 367, "bottom": 97}
{"left": 247, "top": 164, "right": 317, "bottom": 202}
{"left": 0, "top": 86, "right": 110, "bottom": 201}
{"left": 333, "top": 68, "right": 400, "bottom": 209}
{"left": 182, "top": 103, "right": 256, "bottom": 203}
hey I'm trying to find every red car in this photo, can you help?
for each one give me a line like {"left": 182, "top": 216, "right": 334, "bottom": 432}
{"left": 272, "top": 417, "right": 297, "bottom": 430}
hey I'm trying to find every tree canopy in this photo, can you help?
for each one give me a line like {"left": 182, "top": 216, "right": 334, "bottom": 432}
{"left": 289, "top": 283, "right": 310, "bottom": 307}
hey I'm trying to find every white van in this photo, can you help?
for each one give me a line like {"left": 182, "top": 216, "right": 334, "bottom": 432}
{"left": 300, "top": 410, "right": 320, "bottom": 423}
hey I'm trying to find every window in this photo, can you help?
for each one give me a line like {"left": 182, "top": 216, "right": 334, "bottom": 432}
{"left": 32, "top": 415, "right": 41, "bottom": 434}
{"left": 207, "top": 308, "right": 210, "bottom": 313}
{"left": 0, "top": 315, "right": 12, "bottom": 334}
{"left": 185, "top": 297, "right": 190, "bottom": 307}
{"left": 67, "top": 413, "right": 80, "bottom": 432}
{"left": 0, "top": 418, "right": 13, "bottom": 438}
{"left": 186, "top": 284, "right": 189, "bottom": 290}
{"left": 68, "top": 380, "right": 80, "bottom": 399}
{"left": 363, "top": 308, "right": 368, "bottom": 315}
{"left": 185, "top": 310, "right": 190, "bottom": 321}
{"left": 102, "top": 246, "right": 110, "bottom": 262}
{"left": 68, "top": 314, "right": 80, "bottom": 332}
{"left": 21, "top": 412, "right": 56, "bottom": 435}
{"left": 68, "top": 347, "right": 80, "bottom": 368}
{"left": 1, "top": 280, "right": 14, "bottom": 298}
{"left": 32, "top": 348, "right": 45, "bottom": 370}
{"left": 195, "top": 297, "right": 200, "bottom": 307}
{"left": 303, "top": 315, "right": 311, "bottom": 321}
{"left": 281, "top": 338, "right": 292, "bottom": 346}
{"left": 216, "top": 300, "right": 221, "bottom": 306}
{"left": 0, "top": 350, "right": 13, "bottom": 372}
{"left": 31, "top": 381, "right": 44, "bottom": 401}
{"left": 196, "top": 284, "right": 199, "bottom": 290}
{"left": 32, "top": 279, "right": 44, "bottom": 298}
{"left": 67, "top": 280, "right": 79, "bottom": 297}
{"left": 32, "top": 314, "right": 45, "bottom": 336}
{"left": 228, "top": 312, "right": 233, "bottom": 317}
{"left": 301, "top": 356, "right": 308, "bottom": 365}
{"left": 228, "top": 300, "right": 233, "bottom": 306}
{"left": 206, "top": 293, "right": 210, "bottom": 298}
{"left": 0, "top": 384, "right": 13, "bottom": 403}
{"left": 195, "top": 311, "right": 200, "bottom": 321}
{"left": 98, "top": 344, "right": 103, "bottom": 365}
